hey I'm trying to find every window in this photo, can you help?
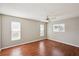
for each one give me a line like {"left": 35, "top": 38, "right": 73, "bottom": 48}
{"left": 53, "top": 24, "right": 65, "bottom": 32}
{"left": 11, "top": 21, "right": 21, "bottom": 41}
{"left": 40, "top": 24, "right": 44, "bottom": 36}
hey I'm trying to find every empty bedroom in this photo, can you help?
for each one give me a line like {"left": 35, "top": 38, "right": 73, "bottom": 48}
{"left": 0, "top": 3, "right": 79, "bottom": 56}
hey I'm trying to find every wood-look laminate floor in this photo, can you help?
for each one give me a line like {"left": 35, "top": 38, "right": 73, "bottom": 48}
{"left": 0, "top": 39, "right": 79, "bottom": 56}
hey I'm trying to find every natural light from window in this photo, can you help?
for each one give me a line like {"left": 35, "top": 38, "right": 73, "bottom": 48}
{"left": 40, "top": 24, "right": 44, "bottom": 36}
{"left": 11, "top": 21, "right": 21, "bottom": 41}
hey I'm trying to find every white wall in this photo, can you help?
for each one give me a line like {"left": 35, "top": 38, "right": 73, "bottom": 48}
{"left": 47, "top": 17, "right": 79, "bottom": 47}
{"left": 0, "top": 15, "right": 1, "bottom": 49}
{"left": 2, "top": 14, "right": 47, "bottom": 48}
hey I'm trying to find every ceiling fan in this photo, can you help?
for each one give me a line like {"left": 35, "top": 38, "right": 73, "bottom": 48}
{"left": 46, "top": 16, "right": 56, "bottom": 21}
{"left": 46, "top": 16, "right": 50, "bottom": 21}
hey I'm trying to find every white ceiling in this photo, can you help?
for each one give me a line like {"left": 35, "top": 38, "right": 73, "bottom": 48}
{"left": 0, "top": 3, "right": 79, "bottom": 22}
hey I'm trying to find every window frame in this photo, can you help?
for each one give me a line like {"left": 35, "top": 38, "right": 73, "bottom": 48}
{"left": 53, "top": 24, "right": 65, "bottom": 32}
{"left": 11, "top": 21, "right": 21, "bottom": 41}
{"left": 40, "top": 24, "right": 44, "bottom": 36}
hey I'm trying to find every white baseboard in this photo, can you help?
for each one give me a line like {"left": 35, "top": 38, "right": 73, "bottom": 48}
{"left": 1, "top": 39, "right": 44, "bottom": 50}
{"left": 49, "top": 39, "right": 79, "bottom": 48}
